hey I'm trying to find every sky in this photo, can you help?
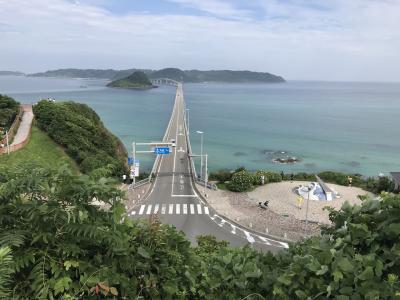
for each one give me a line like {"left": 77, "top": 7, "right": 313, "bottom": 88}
{"left": 0, "top": 0, "right": 399, "bottom": 81}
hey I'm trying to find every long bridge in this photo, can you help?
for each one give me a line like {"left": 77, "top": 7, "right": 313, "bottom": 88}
{"left": 129, "top": 80, "right": 288, "bottom": 251}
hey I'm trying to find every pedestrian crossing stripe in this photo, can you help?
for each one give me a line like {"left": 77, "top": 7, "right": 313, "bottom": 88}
{"left": 129, "top": 204, "right": 289, "bottom": 249}
{"left": 130, "top": 203, "right": 210, "bottom": 216}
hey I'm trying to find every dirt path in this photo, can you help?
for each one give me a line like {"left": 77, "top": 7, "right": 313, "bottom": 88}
{"left": 11, "top": 105, "right": 33, "bottom": 146}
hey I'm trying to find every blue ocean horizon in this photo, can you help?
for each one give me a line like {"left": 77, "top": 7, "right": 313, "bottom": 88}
{"left": 1, "top": 75, "right": 399, "bottom": 177}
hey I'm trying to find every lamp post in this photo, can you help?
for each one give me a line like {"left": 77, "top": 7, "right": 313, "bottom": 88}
{"left": 196, "top": 131, "right": 204, "bottom": 181}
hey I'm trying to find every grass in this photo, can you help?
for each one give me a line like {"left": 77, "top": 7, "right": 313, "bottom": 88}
{"left": 216, "top": 182, "right": 228, "bottom": 190}
{"left": 0, "top": 126, "right": 79, "bottom": 173}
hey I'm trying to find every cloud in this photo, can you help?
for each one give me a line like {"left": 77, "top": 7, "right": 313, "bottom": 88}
{"left": 166, "top": 0, "right": 252, "bottom": 20}
{"left": 0, "top": 0, "right": 399, "bottom": 81}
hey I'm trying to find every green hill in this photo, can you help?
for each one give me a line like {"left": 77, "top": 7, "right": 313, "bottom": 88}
{"left": 30, "top": 68, "right": 285, "bottom": 83}
{"left": 0, "top": 126, "right": 79, "bottom": 173}
{"left": 33, "top": 100, "right": 128, "bottom": 175}
{"left": 106, "top": 71, "right": 154, "bottom": 89}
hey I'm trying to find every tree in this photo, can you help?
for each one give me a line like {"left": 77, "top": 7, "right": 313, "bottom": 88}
{"left": 33, "top": 100, "right": 128, "bottom": 176}
{"left": 0, "top": 94, "right": 19, "bottom": 133}
{"left": 0, "top": 246, "right": 13, "bottom": 298}
{"left": 0, "top": 164, "right": 195, "bottom": 299}
{"left": 0, "top": 164, "right": 399, "bottom": 298}
{"left": 228, "top": 170, "right": 253, "bottom": 192}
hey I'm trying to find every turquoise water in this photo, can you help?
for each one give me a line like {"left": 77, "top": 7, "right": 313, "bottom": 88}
{"left": 1, "top": 76, "right": 399, "bottom": 176}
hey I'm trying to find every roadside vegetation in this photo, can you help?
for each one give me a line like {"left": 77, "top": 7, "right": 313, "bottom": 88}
{"left": 0, "top": 94, "right": 19, "bottom": 136}
{"left": 0, "top": 164, "right": 398, "bottom": 298}
{"left": 210, "top": 168, "right": 396, "bottom": 194}
{"left": 0, "top": 126, "right": 79, "bottom": 172}
{"left": 33, "top": 100, "right": 127, "bottom": 176}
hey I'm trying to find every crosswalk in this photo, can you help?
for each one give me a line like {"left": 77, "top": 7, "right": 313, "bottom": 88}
{"left": 129, "top": 203, "right": 289, "bottom": 249}
{"left": 130, "top": 203, "right": 209, "bottom": 216}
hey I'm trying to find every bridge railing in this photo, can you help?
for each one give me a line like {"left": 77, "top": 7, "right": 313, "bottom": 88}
{"left": 151, "top": 78, "right": 180, "bottom": 87}
{"left": 149, "top": 81, "right": 180, "bottom": 180}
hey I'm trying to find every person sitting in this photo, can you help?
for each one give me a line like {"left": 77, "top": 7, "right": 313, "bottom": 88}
{"left": 258, "top": 201, "right": 269, "bottom": 209}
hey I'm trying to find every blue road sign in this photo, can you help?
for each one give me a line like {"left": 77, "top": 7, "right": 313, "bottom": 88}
{"left": 128, "top": 157, "right": 139, "bottom": 165}
{"left": 154, "top": 147, "right": 170, "bottom": 154}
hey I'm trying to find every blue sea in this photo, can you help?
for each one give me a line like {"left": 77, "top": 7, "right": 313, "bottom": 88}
{"left": 1, "top": 75, "right": 399, "bottom": 176}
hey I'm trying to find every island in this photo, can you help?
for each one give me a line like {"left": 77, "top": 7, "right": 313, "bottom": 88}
{"left": 106, "top": 71, "right": 154, "bottom": 89}
{"left": 30, "top": 67, "right": 285, "bottom": 83}
{"left": 0, "top": 71, "right": 25, "bottom": 76}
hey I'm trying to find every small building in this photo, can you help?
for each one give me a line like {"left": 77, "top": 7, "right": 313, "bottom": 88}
{"left": 390, "top": 172, "right": 400, "bottom": 191}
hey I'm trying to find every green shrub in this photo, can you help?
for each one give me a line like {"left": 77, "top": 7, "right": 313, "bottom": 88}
{"left": 33, "top": 100, "right": 127, "bottom": 176}
{"left": 228, "top": 170, "right": 253, "bottom": 192}
{"left": 208, "top": 169, "right": 233, "bottom": 183}
{"left": 0, "top": 164, "right": 399, "bottom": 298}
{"left": 264, "top": 171, "right": 282, "bottom": 183}
{"left": 0, "top": 94, "right": 19, "bottom": 133}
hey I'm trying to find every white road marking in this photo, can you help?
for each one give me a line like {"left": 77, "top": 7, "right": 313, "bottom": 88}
{"left": 169, "top": 204, "right": 174, "bottom": 214}
{"left": 204, "top": 206, "right": 209, "bottom": 215}
{"left": 230, "top": 224, "right": 236, "bottom": 234}
{"left": 161, "top": 204, "right": 166, "bottom": 214}
{"left": 176, "top": 204, "right": 180, "bottom": 214}
{"left": 178, "top": 147, "right": 185, "bottom": 152}
{"left": 154, "top": 204, "right": 159, "bottom": 214}
{"left": 130, "top": 211, "right": 136, "bottom": 216}
{"left": 171, "top": 194, "right": 197, "bottom": 197}
{"left": 197, "top": 204, "right": 202, "bottom": 214}
{"left": 139, "top": 205, "right": 145, "bottom": 215}
{"left": 218, "top": 219, "right": 226, "bottom": 227}
{"left": 183, "top": 204, "right": 188, "bottom": 214}
{"left": 279, "top": 241, "right": 289, "bottom": 249}
{"left": 244, "top": 231, "right": 255, "bottom": 244}
{"left": 146, "top": 205, "right": 152, "bottom": 215}
{"left": 190, "top": 204, "right": 195, "bottom": 214}
{"left": 257, "top": 236, "right": 272, "bottom": 245}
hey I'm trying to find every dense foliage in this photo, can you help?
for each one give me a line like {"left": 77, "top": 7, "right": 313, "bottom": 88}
{"left": 228, "top": 170, "right": 254, "bottom": 192}
{"left": 0, "top": 94, "right": 19, "bottom": 133}
{"left": 0, "top": 164, "right": 399, "bottom": 298}
{"left": 210, "top": 168, "right": 395, "bottom": 194}
{"left": 33, "top": 100, "right": 127, "bottom": 175}
{"left": 107, "top": 71, "right": 153, "bottom": 89}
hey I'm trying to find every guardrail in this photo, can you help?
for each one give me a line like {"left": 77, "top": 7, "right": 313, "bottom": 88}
{"left": 129, "top": 177, "right": 151, "bottom": 189}
{"left": 149, "top": 82, "right": 180, "bottom": 179}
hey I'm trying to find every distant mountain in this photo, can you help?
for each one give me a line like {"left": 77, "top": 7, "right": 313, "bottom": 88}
{"left": 149, "top": 68, "right": 285, "bottom": 83}
{"left": 29, "top": 68, "right": 285, "bottom": 83}
{"left": 0, "top": 71, "right": 25, "bottom": 76}
{"left": 106, "top": 71, "right": 154, "bottom": 89}
{"left": 29, "top": 68, "right": 142, "bottom": 80}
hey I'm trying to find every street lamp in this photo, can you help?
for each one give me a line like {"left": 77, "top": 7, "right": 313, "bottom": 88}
{"left": 196, "top": 131, "right": 204, "bottom": 181}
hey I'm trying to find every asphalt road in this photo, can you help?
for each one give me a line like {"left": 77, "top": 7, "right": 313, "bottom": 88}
{"left": 130, "top": 83, "right": 288, "bottom": 252}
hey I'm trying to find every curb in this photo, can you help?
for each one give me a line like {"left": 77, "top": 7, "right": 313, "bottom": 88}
{"left": 192, "top": 182, "right": 293, "bottom": 245}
